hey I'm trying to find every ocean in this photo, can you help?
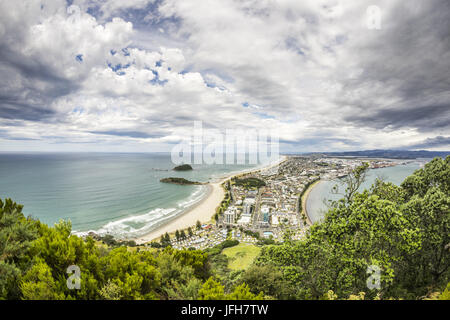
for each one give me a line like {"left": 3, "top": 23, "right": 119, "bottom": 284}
{"left": 0, "top": 152, "right": 260, "bottom": 239}
{"left": 306, "top": 160, "right": 427, "bottom": 223}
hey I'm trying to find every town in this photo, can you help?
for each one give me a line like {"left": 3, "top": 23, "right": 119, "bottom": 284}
{"left": 160, "top": 156, "right": 399, "bottom": 250}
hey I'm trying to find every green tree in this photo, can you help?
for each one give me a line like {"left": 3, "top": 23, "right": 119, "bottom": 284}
{"left": 99, "top": 279, "right": 122, "bottom": 300}
{"left": 102, "top": 247, "right": 160, "bottom": 300}
{"left": 20, "top": 259, "right": 65, "bottom": 300}
{"left": 227, "top": 283, "right": 264, "bottom": 300}
{"left": 161, "top": 232, "right": 171, "bottom": 247}
{"left": 0, "top": 198, "right": 39, "bottom": 299}
{"left": 198, "top": 277, "right": 226, "bottom": 300}
{"left": 331, "top": 162, "right": 369, "bottom": 203}
{"left": 391, "top": 157, "right": 450, "bottom": 297}
{"left": 27, "top": 220, "right": 103, "bottom": 299}
{"left": 241, "top": 265, "right": 295, "bottom": 299}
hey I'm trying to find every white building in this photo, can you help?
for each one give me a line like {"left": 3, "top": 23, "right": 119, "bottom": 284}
{"left": 237, "top": 214, "right": 252, "bottom": 225}
{"left": 243, "top": 198, "right": 255, "bottom": 215}
{"left": 224, "top": 210, "right": 236, "bottom": 224}
{"left": 244, "top": 198, "right": 255, "bottom": 205}
{"left": 270, "top": 215, "right": 279, "bottom": 226}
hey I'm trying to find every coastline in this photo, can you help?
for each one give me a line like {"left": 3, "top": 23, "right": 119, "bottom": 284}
{"left": 301, "top": 179, "right": 321, "bottom": 226}
{"left": 135, "top": 156, "right": 287, "bottom": 244}
{"left": 135, "top": 182, "right": 223, "bottom": 244}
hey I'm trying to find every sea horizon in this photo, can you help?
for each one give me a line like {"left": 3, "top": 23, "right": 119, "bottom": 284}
{"left": 0, "top": 152, "right": 274, "bottom": 239}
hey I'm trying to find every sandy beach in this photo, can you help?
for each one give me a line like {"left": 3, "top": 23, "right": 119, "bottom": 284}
{"left": 135, "top": 156, "right": 287, "bottom": 244}
{"left": 135, "top": 181, "right": 225, "bottom": 244}
{"left": 301, "top": 179, "right": 320, "bottom": 226}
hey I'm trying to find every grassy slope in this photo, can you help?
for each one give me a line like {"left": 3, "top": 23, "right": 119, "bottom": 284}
{"left": 222, "top": 243, "right": 261, "bottom": 271}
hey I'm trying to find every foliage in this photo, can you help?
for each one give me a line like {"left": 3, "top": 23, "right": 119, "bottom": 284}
{"left": 331, "top": 162, "right": 369, "bottom": 203}
{"left": 198, "top": 277, "right": 263, "bottom": 300}
{"left": 240, "top": 264, "right": 295, "bottom": 299}
{"left": 0, "top": 199, "right": 39, "bottom": 299}
{"left": 439, "top": 282, "right": 450, "bottom": 300}
{"left": 0, "top": 204, "right": 215, "bottom": 300}
{"left": 160, "top": 232, "right": 171, "bottom": 247}
{"left": 233, "top": 177, "right": 266, "bottom": 189}
{"left": 217, "top": 239, "right": 239, "bottom": 250}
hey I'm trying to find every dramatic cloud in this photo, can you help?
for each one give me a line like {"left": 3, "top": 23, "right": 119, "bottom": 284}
{"left": 405, "top": 136, "right": 450, "bottom": 150}
{"left": 0, "top": 0, "right": 449, "bottom": 152}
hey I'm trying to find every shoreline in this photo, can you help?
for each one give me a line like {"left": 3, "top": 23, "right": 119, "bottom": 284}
{"left": 135, "top": 182, "right": 222, "bottom": 244}
{"left": 135, "top": 156, "right": 287, "bottom": 244}
{"left": 301, "top": 179, "right": 321, "bottom": 226}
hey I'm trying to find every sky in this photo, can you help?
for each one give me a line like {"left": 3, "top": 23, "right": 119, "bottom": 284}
{"left": 0, "top": 0, "right": 449, "bottom": 153}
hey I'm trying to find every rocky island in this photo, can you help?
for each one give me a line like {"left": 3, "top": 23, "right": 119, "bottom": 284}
{"left": 173, "top": 164, "right": 193, "bottom": 171}
{"left": 160, "top": 177, "right": 203, "bottom": 185}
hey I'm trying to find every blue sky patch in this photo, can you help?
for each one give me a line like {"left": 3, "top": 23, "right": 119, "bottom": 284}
{"left": 254, "top": 112, "right": 275, "bottom": 119}
{"left": 72, "top": 106, "right": 84, "bottom": 114}
{"left": 122, "top": 48, "right": 130, "bottom": 56}
{"left": 150, "top": 70, "right": 168, "bottom": 86}
{"left": 107, "top": 62, "right": 131, "bottom": 73}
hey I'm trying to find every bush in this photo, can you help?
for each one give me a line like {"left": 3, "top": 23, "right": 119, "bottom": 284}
{"left": 219, "top": 239, "right": 239, "bottom": 250}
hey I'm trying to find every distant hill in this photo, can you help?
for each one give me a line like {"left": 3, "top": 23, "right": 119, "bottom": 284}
{"left": 160, "top": 177, "right": 202, "bottom": 185}
{"left": 305, "top": 149, "right": 450, "bottom": 159}
{"left": 173, "top": 164, "right": 193, "bottom": 171}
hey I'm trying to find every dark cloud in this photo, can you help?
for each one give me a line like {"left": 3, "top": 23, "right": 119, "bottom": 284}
{"left": 338, "top": 0, "right": 450, "bottom": 133}
{"left": 280, "top": 137, "right": 362, "bottom": 148}
{"left": 406, "top": 136, "right": 450, "bottom": 150}
{"left": 0, "top": 46, "right": 78, "bottom": 122}
{"left": 345, "top": 104, "right": 450, "bottom": 131}
{"left": 0, "top": 98, "right": 56, "bottom": 121}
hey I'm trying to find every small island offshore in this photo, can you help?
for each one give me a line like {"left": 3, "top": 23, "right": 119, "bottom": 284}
{"left": 160, "top": 177, "right": 203, "bottom": 185}
{"left": 173, "top": 164, "right": 193, "bottom": 171}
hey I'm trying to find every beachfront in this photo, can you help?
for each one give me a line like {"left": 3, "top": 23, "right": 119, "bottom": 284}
{"left": 135, "top": 180, "right": 223, "bottom": 244}
{"left": 301, "top": 180, "right": 320, "bottom": 226}
{"left": 135, "top": 157, "right": 287, "bottom": 244}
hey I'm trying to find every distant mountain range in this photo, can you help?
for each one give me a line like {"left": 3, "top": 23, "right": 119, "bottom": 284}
{"left": 295, "top": 150, "right": 450, "bottom": 159}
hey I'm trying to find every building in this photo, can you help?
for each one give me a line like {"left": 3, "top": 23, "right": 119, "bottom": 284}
{"left": 243, "top": 198, "right": 255, "bottom": 205}
{"left": 237, "top": 214, "right": 252, "bottom": 225}
{"left": 224, "top": 209, "right": 236, "bottom": 225}
{"left": 243, "top": 198, "right": 255, "bottom": 215}
{"left": 270, "top": 215, "right": 279, "bottom": 226}
{"left": 247, "top": 190, "right": 258, "bottom": 198}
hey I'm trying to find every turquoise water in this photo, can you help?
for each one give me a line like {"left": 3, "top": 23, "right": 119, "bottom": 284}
{"left": 306, "top": 161, "right": 426, "bottom": 224}
{"left": 0, "top": 153, "right": 261, "bottom": 239}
